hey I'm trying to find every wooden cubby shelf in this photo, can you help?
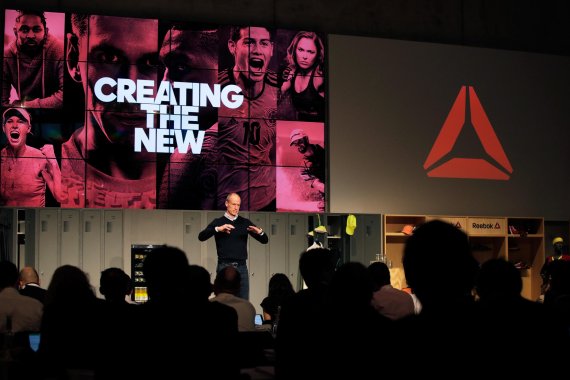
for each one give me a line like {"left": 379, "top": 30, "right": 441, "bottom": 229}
{"left": 383, "top": 215, "right": 544, "bottom": 301}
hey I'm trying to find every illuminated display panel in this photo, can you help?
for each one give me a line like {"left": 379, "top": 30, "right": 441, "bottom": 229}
{"left": 1, "top": 11, "right": 327, "bottom": 212}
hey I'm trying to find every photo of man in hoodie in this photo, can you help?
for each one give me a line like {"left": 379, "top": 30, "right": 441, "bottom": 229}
{"left": 2, "top": 9, "right": 64, "bottom": 109}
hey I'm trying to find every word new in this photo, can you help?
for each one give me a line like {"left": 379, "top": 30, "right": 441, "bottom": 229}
{"left": 94, "top": 77, "right": 244, "bottom": 153}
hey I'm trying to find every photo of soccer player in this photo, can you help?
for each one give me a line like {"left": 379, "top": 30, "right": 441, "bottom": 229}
{"left": 216, "top": 25, "right": 279, "bottom": 211}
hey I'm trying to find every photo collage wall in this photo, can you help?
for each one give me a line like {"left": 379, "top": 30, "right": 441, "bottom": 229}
{"left": 1, "top": 10, "right": 326, "bottom": 212}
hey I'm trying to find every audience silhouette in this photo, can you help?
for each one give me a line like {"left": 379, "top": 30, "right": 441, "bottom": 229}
{"left": 260, "top": 273, "right": 295, "bottom": 327}
{"left": 3, "top": 226, "right": 568, "bottom": 379}
{"left": 99, "top": 267, "right": 133, "bottom": 304}
{"left": 96, "top": 267, "right": 137, "bottom": 380}
{"left": 18, "top": 266, "right": 47, "bottom": 304}
{"left": 0, "top": 260, "right": 43, "bottom": 380}
{"left": 321, "top": 262, "right": 393, "bottom": 379}
{"left": 0, "top": 261, "right": 42, "bottom": 333}
{"left": 132, "top": 246, "right": 240, "bottom": 379}
{"left": 39, "top": 265, "right": 104, "bottom": 379}
{"left": 394, "top": 220, "right": 480, "bottom": 377}
{"left": 475, "top": 257, "right": 569, "bottom": 376}
{"left": 275, "top": 247, "right": 335, "bottom": 380}
{"left": 212, "top": 266, "right": 257, "bottom": 332}
{"left": 368, "top": 261, "right": 415, "bottom": 320}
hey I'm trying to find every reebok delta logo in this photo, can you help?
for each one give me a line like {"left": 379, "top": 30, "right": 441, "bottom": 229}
{"left": 423, "top": 86, "right": 513, "bottom": 180}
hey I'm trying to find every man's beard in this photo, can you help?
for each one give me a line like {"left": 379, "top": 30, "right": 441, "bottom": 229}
{"left": 19, "top": 39, "right": 44, "bottom": 56}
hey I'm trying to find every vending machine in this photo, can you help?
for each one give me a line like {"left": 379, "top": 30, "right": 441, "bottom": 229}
{"left": 130, "top": 244, "right": 165, "bottom": 303}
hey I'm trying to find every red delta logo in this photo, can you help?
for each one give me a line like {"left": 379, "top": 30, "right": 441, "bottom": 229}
{"left": 423, "top": 86, "right": 513, "bottom": 180}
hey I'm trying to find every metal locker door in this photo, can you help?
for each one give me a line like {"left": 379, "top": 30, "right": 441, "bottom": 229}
{"left": 183, "top": 211, "right": 202, "bottom": 266}
{"left": 104, "top": 210, "right": 123, "bottom": 269}
{"left": 82, "top": 210, "right": 103, "bottom": 292}
{"left": 248, "top": 212, "right": 269, "bottom": 313}
{"left": 287, "top": 213, "right": 308, "bottom": 291}
{"left": 268, "top": 213, "right": 287, "bottom": 278}
{"left": 38, "top": 209, "right": 60, "bottom": 289}
{"left": 351, "top": 214, "right": 381, "bottom": 265}
{"left": 61, "top": 209, "right": 81, "bottom": 267}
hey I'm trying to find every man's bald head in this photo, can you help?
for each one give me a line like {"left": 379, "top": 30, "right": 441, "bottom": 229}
{"left": 214, "top": 265, "right": 241, "bottom": 296}
{"left": 19, "top": 266, "right": 40, "bottom": 287}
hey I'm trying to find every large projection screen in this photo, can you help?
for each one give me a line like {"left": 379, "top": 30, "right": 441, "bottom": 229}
{"left": 328, "top": 34, "right": 570, "bottom": 220}
{"left": 1, "top": 10, "right": 327, "bottom": 213}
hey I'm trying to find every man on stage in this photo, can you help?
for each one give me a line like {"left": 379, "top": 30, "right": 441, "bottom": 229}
{"left": 198, "top": 192, "right": 269, "bottom": 299}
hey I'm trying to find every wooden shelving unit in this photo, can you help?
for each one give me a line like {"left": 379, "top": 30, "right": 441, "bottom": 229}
{"left": 383, "top": 215, "right": 544, "bottom": 300}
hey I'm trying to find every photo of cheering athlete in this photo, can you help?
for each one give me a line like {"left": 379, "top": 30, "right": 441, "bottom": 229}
{"left": 217, "top": 26, "right": 278, "bottom": 211}
{"left": 1, "top": 107, "right": 64, "bottom": 206}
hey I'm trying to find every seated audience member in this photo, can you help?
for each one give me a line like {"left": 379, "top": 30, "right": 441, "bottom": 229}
{"left": 186, "top": 264, "right": 215, "bottom": 302}
{"left": 260, "top": 273, "right": 295, "bottom": 324}
{"left": 474, "top": 258, "right": 570, "bottom": 376}
{"left": 38, "top": 265, "right": 105, "bottom": 379}
{"left": 0, "top": 260, "right": 43, "bottom": 333}
{"left": 96, "top": 267, "right": 138, "bottom": 379}
{"left": 275, "top": 248, "right": 335, "bottom": 380}
{"left": 395, "top": 220, "right": 480, "bottom": 377}
{"left": 132, "top": 246, "right": 239, "bottom": 379}
{"left": 401, "top": 286, "right": 423, "bottom": 314}
{"left": 211, "top": 266, "right": 257, "bottom": 332}
{"left": 19, "top": 266, "right": 47, "bottom": 304}
{"left": 320, "top": 262, "right": 393, "bottom": 379}
{"left": 99, "top": 267, "right": 133, "bottom": 304}
{"left": 368, "top": 261, "right": 415, "bottom": 320}
{"left": 0, "top": 261, "right": 42, "bottom": 380}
